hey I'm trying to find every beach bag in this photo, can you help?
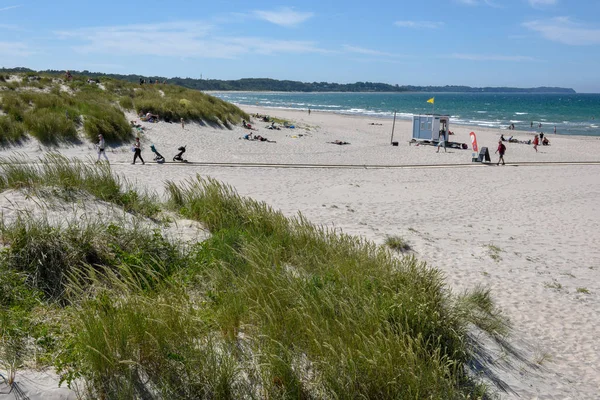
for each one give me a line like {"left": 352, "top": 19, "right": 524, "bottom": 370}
{"left": 131, "top": 146, "right": 136, "bottom": 152}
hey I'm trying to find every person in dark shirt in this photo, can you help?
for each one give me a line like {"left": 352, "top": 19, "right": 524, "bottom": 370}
{"left": 496, "top": 140, "right": 506, "bottom": 165}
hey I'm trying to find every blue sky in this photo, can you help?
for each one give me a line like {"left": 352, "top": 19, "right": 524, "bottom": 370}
{"left": 1, "top": 0, "right": 600, "bottom": 92}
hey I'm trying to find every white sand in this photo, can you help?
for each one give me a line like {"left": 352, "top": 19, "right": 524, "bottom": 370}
{"left": 1, "top": 105, "right": 599, "bottom": 399}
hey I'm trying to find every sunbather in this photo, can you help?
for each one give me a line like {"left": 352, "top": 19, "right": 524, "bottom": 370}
{"left": 328, "top": 140, "right": 351, "bottom": 145}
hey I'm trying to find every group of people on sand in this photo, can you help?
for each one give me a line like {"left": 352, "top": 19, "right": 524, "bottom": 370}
{"left": 495, "top": 131, "right": 551, "bottom": 164}
{"left": 242, "top": 132, "right": 276, "bottom": 143}
{"left": 95, "top": 135, "right": 145, "bottom": 165}
{"left": 532, "top": 134, "right": 550, "bottom": 152}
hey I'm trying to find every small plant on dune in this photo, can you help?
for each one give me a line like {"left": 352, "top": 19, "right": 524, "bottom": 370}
{"left": 544, "top": 280, "right": 562, "bottom": 291}
{"left": 385, "top": 235, "right": 411, "bottom": 252}
{"left": 576, "top": 287, "right": 590, "bottom": 294}
{"left": 533, "top": 347, "right": 553, "bottom": 365}
{"left": 487, "top": 244, "right": 503, "bottom": 262}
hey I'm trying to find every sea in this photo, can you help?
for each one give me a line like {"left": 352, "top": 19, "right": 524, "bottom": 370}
{"left": 212, "top": 92, "right": 600, "bottom": 137}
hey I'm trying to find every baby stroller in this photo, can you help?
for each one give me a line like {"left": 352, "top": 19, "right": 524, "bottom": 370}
{"left": 150, "top": 144, "right": 165, "bottom": 163}
{"left": 173, "top": 145, "right": 188, "bottom": 162}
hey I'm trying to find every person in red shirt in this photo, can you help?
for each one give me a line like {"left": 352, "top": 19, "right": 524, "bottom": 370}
{"left": 496, "top": 140, "right": 506, "bottom": 165}
{"left": 533, "top": 135, "right": 539, "bottom": 152}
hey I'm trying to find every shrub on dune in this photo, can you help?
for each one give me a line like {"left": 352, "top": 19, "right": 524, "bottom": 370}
{"left": 83, "top": 106, "right": 132, "bottom": 142}
{"left": 0, "top": 116, "right": 26, "bottom": 143}
{"left": 24, "top": 108, "right": 77, "bottom": 143}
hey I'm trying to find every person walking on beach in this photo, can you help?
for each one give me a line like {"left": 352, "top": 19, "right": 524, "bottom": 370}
{"left": 554, "top": 126, "right": 556, "bottom": 134}
{"left": 181, "top": 118, "right": 185, "bottom": 130}
{"left": 308, "top": 108, "right": 311, "bottom": 115}
{"left": 533, "top": 134, "right": 539, "bottom": 152}
{"left": 436, "top": 130, "right": 446, "bottom": 153}
{"left": 96, "top": 134, "right": 109, "bottom": 163}
{"left": 531, "top": 121, "right": 533, "bottom": 128}
{"left": 132, "top": 137, "right": 145, "bottom": 164}
{"left": 496, "top": 140, "right": 506, "bottom": 165}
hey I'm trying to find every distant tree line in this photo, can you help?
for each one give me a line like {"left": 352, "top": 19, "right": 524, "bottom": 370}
{"left": 0, "top": 67, "right": 577, "bottom": 94}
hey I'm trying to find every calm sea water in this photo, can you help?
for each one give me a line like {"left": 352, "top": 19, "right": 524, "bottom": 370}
{"left": 213, "top": 92, "right": 600, "bottom": 136}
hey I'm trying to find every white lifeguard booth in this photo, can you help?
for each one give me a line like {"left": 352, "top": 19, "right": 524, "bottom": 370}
{"left": 412, "top": 114, "right": 450, "bottom": 142}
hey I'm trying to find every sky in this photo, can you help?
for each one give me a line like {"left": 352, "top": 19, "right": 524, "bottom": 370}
{"left": 1, "top": 0, "right": 600, "bottom": 92}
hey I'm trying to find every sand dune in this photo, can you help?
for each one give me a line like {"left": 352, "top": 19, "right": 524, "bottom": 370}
{"left": 1, "top": 105, "right": 599, "bottom": 399}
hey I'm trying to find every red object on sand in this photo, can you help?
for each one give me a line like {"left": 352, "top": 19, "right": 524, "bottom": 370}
{"left": 470, "top": 132, "right": 478, "bottom": 152}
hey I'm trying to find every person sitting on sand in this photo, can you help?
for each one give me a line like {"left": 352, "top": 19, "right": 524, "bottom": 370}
{"left": 328, "top": 140, "right": 351, "bottom": 145}
{"left": 542, "top": 137, "right": 550, "bottom": 146}
{"left": 500, "top": 134, "right": 506, "bottom": 142}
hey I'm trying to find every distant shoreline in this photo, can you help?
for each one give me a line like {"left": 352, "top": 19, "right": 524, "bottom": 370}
{"left": 237, "top": 103, "right": 600, "bottom": 140}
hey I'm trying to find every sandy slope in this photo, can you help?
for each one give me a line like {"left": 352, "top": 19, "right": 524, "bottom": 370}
{"left": 1, "top": 105, "right": 599, "bottom": 399}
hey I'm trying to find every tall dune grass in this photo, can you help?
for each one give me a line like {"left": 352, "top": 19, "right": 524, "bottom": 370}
{"left": 0, "top": 161, "right": 507, "bottom": 398}
{"left": 0, "top": 154, "right": 160, "bottom": 217}
{"left": 0, "top": 73, "right": 249, "bottom": 146}
{"left": 0, "top": 116, "right": 26, "bottom": 144}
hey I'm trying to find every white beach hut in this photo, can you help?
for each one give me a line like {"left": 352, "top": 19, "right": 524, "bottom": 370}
{"left": 412, "top": 114, "right": 450, "bottom": 142}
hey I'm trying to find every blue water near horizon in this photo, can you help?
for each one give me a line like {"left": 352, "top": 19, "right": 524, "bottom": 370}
{"left": 212, "top": 92, "right": 600, "bottom": 136}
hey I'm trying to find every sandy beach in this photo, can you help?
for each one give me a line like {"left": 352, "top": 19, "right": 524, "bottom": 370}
{"left": 2, "top": 105, "right": 599, "bottom": 399}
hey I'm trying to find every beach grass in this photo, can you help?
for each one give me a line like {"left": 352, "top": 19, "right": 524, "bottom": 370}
{"left": 0, "top": 73, "right": 250, "bottom": 146}
{"left": 0, "top": 117, "right": 27, "bottom": 144}
{"left": 0, "top": 161, "right": 507, "bottom": 399}
{"left": 385, "top": 235, "right": 412, "bottom": 252}
{"left": 0, "top": 154, "right": 160, "bottom": 217}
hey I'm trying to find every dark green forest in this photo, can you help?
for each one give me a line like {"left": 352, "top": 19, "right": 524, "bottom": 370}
{"left": 1, "top": 67, "right": 576, "bottom": 93}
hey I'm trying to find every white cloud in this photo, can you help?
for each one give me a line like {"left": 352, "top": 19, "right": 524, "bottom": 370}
{"left": 342, "top": 45, "right": 399, "bottom": 57}
{"left": 55, "top": 21, "right": 326, "bottom": 58}
{"left": 252, "top": 7, "right": 314, "bottom": 27}
{"left": 395, "top": 20, "right": 444, "bottom": 29}
{"left": 0, "top": 41, "right": 32, "bottom": 57}
{"left": 449, "top": 53, "right": 537, "bottom": 61}
{"left": 528, "top": 0, "right": 557, "bottom": 8}
{"left": 523, "top": 17, "right": 600, "bottom": 45}
{"left": 0, "top": 5, "right": 21, "bottom": 12}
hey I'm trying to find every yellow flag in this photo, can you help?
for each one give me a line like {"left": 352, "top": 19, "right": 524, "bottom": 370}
{"left": 427, "top": 97, "right": 435, "bottom": 104}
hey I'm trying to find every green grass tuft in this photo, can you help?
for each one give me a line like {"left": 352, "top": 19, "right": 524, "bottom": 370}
{"left": 385, "top": 235, "right": 412, "bottom": 252}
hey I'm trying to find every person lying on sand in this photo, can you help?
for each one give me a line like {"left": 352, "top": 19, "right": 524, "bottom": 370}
{"left": 254, "top": 135, "right": 276, "bottom": 143}
{"left": 328, "top": 140, "right": 351, "bottom": 145}
{"left": 140, "top": 112, "right": 159, "bottom": 122}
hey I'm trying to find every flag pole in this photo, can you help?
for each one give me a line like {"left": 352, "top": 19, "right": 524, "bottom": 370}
{"left": 390, "top": 110, "right": 397, "bottom": 144}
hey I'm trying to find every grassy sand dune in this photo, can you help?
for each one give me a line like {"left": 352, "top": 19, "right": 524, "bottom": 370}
{"left": 0, "top": 73, "right": 249, "bottom": 145}
{"left": 0, "top": 156, "right": 507, "bottom": 399}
